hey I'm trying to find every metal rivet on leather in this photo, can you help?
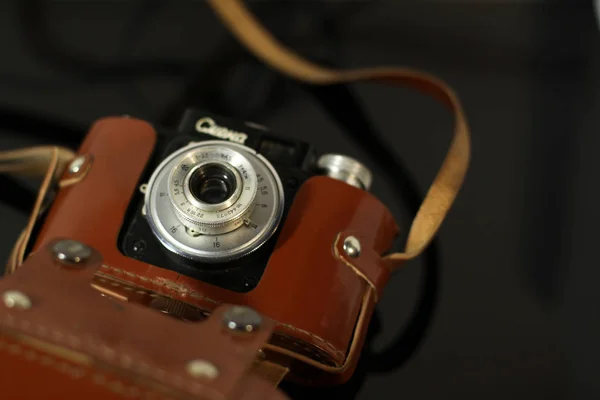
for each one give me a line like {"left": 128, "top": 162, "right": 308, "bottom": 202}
{"left": 52, "top": 240, "right": 92, "bottom": 265}
{"left": 68, "top": 156, "right": 87, "bottom": 174}
{"left": 343, "top": 236, "right": 362, "bottom": 258}
{"left": 223, "top": 306, "right": 262, "bottom": 333}
{"left": 186, "top": 359, "right": 220, "bottom": 379}
{"left": 2, "top": 291, "right": 32, "bottom": 310}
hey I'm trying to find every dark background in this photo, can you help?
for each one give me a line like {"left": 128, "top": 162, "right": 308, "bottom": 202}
{"left": 1, "top": 1, "right": 599, "bottom": 399}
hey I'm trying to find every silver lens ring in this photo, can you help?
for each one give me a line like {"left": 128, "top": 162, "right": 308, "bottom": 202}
{"left": 182, "top": 161, "right": 244, "bottom": 213}
{"left": 145, "top": 140, "right": 285, "bottom": 263}
{"left": 168, "top": 145, "right": 257, "bottom": 235}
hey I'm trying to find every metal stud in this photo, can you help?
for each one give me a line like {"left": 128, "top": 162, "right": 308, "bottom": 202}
{"left": 222, "top": 306, "right": 262, "bottom": 333}
{"left": 343, "top": 236, "right": 361, "bottom": 258}
{"left": 2, "top": 291, "right": 32, "bottom": 310}
{"left": 53, "top": 240, "right": 92, "bottom": 265}
{"left": 186, "top": 359, "right": 219, "bottom": 379}
{"left": 68, "top": 156, "right": 86, "bottom": 174}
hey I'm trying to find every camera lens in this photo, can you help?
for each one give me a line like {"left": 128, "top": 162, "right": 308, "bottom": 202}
{"left": 147, "top": 141, "right": 284, "bottom": 262}
{"left": 189, "top": 163, "right": 236, "bottom": 205}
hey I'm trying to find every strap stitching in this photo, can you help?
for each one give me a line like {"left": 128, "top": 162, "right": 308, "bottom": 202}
{"left": 0, "top": 314, "right": 220, "bottom": 400}
{"left": 0, "top": 338, "right": 173, "bottom": 400}
{"left": 98, "top": 264, "right": 346, "bottom": 361}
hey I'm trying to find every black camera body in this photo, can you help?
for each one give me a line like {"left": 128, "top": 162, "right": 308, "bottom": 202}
{"left": 118, "top": 110, "right": 318, "bottom": 293}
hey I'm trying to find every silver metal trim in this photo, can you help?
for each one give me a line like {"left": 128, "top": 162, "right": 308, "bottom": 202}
{"left": 182, "top": 161, "right": 243, "bottom": 212}
{"left": 144, "top": 141, "right": 285, "bottom": 263}
{"left": 317, "top": 154, "right": 373, "bottom": 191}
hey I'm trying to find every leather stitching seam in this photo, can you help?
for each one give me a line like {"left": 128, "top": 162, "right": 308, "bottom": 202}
{"left": 0, "top": 338, "right": 174, "bottom": 400}
{"left": 98, "top": 265, "right": 346, "bottom": 361}
{"left": 0, "top": 315, "right": 220, "bottom": 400}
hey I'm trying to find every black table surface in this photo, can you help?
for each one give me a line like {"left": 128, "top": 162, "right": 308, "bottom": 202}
{"left": 0, "top": 1, "right": 598, "bottom": 399}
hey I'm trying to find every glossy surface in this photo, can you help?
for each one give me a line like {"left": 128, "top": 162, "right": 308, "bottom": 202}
{"left": 33, "top": 117, "right": 399, "bottom": 382}
{"left": 0, "top": 240, "right": 287, "bottom": 400}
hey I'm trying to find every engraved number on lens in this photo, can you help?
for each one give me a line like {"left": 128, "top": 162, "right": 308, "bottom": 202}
{"left": 144, "top": 141, "right": 285, "bottom": 263}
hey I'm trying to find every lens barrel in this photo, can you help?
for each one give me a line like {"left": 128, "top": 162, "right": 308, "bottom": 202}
{"left": 144, "top": 140, "right": 284, "bottom": 263}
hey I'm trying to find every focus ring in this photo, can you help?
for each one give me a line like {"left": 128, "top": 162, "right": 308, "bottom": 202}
{"left": 144, "top": 139, "right": 285, "bottom": 263}
{"left": 173, "top": 202, "right": 256, "bottom": 235}
{"left": 168, "top": 146, "right": 258, "bottom": 235}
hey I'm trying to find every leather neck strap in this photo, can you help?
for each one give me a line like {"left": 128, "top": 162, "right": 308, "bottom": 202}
{"left": 206, "top": 0, "right": 471, "bottom": 268}
{"left": 0, "top": 146, "right": 75, "bottom": 274}
{"left": 0, "top": 146, "right": 74, "bottom": 179}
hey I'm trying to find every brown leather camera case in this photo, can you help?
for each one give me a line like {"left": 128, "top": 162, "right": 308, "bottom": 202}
{"left": 33, "top": 117, "right": 399, "bottom": 384}
{"left": 0, "top": 239, "right": 289, "bottom": 400}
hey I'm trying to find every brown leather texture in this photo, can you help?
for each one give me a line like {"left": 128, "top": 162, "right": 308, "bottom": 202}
{"left": 0, "top": 239, "right": 289, "bottom": 400}
{"left": 32, "top": 117, "right": 399, "bottom": 384}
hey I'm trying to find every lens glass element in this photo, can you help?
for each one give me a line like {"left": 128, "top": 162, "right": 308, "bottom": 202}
{"left": 189, "top": 163, "right": 236, "bottom": 205}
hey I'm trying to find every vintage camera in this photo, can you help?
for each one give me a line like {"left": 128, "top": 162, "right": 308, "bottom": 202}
{"left": 119, "top": 110, "right": 372, "bottom": 293}
{"left": 32, "top": 110, "right": 399, "bottom": 384}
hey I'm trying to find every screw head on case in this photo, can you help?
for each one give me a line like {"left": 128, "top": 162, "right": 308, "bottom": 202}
{"left": 68, "top": 156, "right": 86, "bottom": 174}
{"left": 53, "top": 240, "right": 92, "bottom": 265}
{"left": 343, "top": 236, "right": 361, "bottom": 258}
{"left": 2, "top": 291, "right": 32, "bottom": 310}
{"left": 186, "top": 359, "right": 219, "bottom": 379}
{"left": 223, "top": 306, "right": 262, "bottom": 333}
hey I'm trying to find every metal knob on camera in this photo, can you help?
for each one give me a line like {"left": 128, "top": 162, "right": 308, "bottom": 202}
{"left": 317, "top": 154, "right": 373, "bottom": 191}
